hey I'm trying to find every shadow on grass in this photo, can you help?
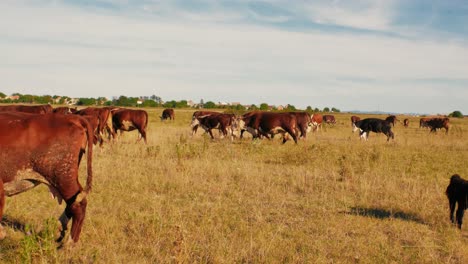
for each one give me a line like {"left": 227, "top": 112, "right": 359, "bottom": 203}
{"left": 345, "top": 207, "right": 426, "bottom": 225}
{"left": 1, "top": 215, "right": 27, "bottom": 233}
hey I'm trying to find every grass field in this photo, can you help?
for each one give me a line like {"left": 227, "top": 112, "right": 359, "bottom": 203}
{"left": 1, "top": 108, "right": 467, "bottom": 263}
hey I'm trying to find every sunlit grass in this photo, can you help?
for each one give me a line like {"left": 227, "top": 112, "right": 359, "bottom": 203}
{"left": 1, "top": 109, "right": 467, "bottom": 263}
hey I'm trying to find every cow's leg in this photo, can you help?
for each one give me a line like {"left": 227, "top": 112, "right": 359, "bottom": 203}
{"left": 207, "top": 129, "right": 215, "bottom": 139}
{"left": 0, "top": 180, "right": 6, "bottom": 240}
{"left": 456, "top": 199, "right": 465, "bottom": 229}
{"left": 60, "top": 195, "right": 88, "bottom": 243}
{"left": 284, "top": 127, "right": 298, "bottom": 144}
{"left": 449, "top": 197, "right": 457, "bottom": 224}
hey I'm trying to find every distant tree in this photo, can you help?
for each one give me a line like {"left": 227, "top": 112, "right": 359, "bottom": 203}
{"left": 449, "top": 110, "right": 463, "bottom": 118}
{"left": 163, "top": 100, "right": 177, "bottom": 108}
{"left": 204, "top": 101, "right": 216, "bottom": 109}
{"left": 259, "top": 103, "right": 269, "bottom": 111}
{"left": 142, "top": 100, "right": 157, "bottom": 107}
{"left": 331, "top": 107, "right": 340, "bottom": 113}
{"left": 286, "top": 104, "right": 296, "bottom": 111}
{"left": 314, "top": 108, "right": 320, "bottom": 112}
{"left": 176, "top": 100, "right": 188, "bottom": 108}
{"left": 323, "top": 107, "right": 330, "bottom": 112}
{"left": 250, "top": 104, "right": 258, "bottom": 110}
{"left": 77, "top": 98, "right": 97, "bottom": 106}
{"left": 114, "top": 96, "right": 138, "bottom": 107}
{"left": 306, "top": 106, "right": 313, "bottom": 112}
{"left": 0, "top": 92, "right": 6, "bottom": 98}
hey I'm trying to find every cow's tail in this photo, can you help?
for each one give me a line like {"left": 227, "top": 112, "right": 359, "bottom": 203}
{"left": 76, "top": 117, "right": 94, "bottom": 203}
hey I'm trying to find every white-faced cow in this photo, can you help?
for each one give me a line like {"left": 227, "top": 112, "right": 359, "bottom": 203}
{"left": 353, "top": 118, "right": 394, "bottom": 141}
{"left": 191, "top": 111, "right": 222, "bottom": 136}
{"left": 290, "top": 112, "right": 313, "bottom": 139}
{"left": 351, "top": 116, "right": 361, "bottom": 132}
{"left": 160, "top": 108, "right": 175, "bottom": 121}
{"left": 311, "top": 114, "right": 323, "bottom": 132}
{"left": 112, "top": 109, "right": 149, "bottom": 143}
{"left": 239, "top": 112, "right": 298, "bottom": 144}
{"left": 191, "top": 113, "right": 237, "bottom": 141}
{"left": 0, "top": 113, "right": 93, "bottom": 244}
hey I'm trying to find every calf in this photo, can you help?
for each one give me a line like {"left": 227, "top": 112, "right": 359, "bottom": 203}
{"left": 446, "top": 174, "right": 468, "bottom": 229}
{"left": 353, "top": 118, "right": 394, "bottom": 141}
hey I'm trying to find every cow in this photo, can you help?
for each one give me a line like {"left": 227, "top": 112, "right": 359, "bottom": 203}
{"left": 403, "top": 118, "right": 409, "bottom": 127}
{"left": 311, "top": 114, "right": 323, "bottom": 132}
{"left": 191, "top": 111, "right": 222, "bottom": 136}
{"left": 426, "top": 117, "right": 450, "bottom": 134}
{"left": 0, "top": 112, "right": 93, "bottom": 244}
{"left": 0, "top": 104, "right": 53, "bottom": 114}
{"left": 112, "top": 109, "right": 149, "bottom": 143}
{"left": 53, "top": 106, "right": 77, "bottom": 114}
{"left": 385, "top": 115, "right": 398, "bottom": 127}
{"left": 353, "top": 118, "right": 394, "bottom": 141}
{"left": 419, "top": 117, "right": 432, "bottom": 129}
{"left": 191, "top": 113, "right": 237, "bottom": 141}
{"left": 239, "top": 112, "right": 298, "bottom": 144}
{"left": 160, "top": 108, "right": 175, "bottom": 121}
{"left": 446, "top": 174, "right": 468, "bottom": 229}
{"left": 351, "top": 116, "right": 361, "bottom": 131}
{"left": 290, "top": 112, "right": 313, "bottom": 139}
{"left": 75, "top": 107, "right": 115, "bottom": 144}
{"left": 323, "top": 115, "right": 336, "bottom": 125}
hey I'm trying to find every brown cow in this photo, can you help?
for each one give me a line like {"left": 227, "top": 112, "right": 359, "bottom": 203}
{"left": 112, "top": 109, "right": 149, "bottom": 143}
{"left": 240, "top": 112, "right": 298, "bottom": 144}
{"left": 53, "top": 106, "right": 77, "bottom": 114}
{"left": 0, "top": 113, "right": 93, "bottom": 243}
{"left": 160, "top": 108, "right": 175, "bottom": 121}
{"left": 0, "top": 104, "right": 53, "bottom": 114}
{"left": 290, "top": 112, "right": 313, "bottom": 139}
{"left": 311, "top": 114, "right": 323, "bottom": 132}
{"left": 426, "top": 117, "right": 450, "bottom": 134}
{"left": 446, "top": 174, "right": 468, "bottom": 229}
{"left": 191, "top": 113, "right": 237, "bottom": 140}
{"left": 191, "top": 111, "right": 222, "bottom": 135}
{"left": 75, "top": 107, "right": 115, "bottom": 145}
{"left": 323, "top": 115, "right": 336, "bottom": 125}
{"left": 385, "top": 115, "right": 398, "bottom": 127}
{"left": 403, "top": 118, "right": 409, "bottom": 127}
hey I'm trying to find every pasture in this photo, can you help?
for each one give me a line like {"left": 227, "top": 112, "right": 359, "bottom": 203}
{"left": 1, "top": 108, "right": 468, "bottom": 263}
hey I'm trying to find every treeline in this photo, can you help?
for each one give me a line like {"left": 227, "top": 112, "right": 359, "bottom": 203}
{"left": 0, "top": 92, "right": 343, "bottom": 113}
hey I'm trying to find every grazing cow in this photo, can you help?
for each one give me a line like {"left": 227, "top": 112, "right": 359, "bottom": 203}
{"left": 446, "top": 174, "right": 468, "bottom": 229}
{"left": 290, "top": 112, "right": 313, "bottom": 139}
{"left": 353, "top": 118, "right": 394, "bottom": 141}
{"left": 426, "top": 117, "right": 450, "bottom": 134}
{"left": 311, "top": 114, "right": 323, "bottom": 132}
{"left": 385, "top": 115, "right": 398, "bottom": 127}
{"left": 403, "top": 118, "right": 409, "bottom": 127}
{"left": 240, "top": 112, "right": 298, "bottom": 144}
{"left": 419, "top": 117, "right": 432, "bottom": 128}
{"left": 0, "top": 113, "right": 93, "bottom": 243}
{"left": 191, "top": 111, "right": 222, "bottom": 135}
{"left": 160, "top": 108, "right": 175, "bottom": 121}
{"left": 112, "top": 109, "right": 149, "bottom": 143}
{"left": 53, "top": 106, "right": 77, "bottom": 114}
{"left": 191, "top": 113, "right": 237, "bottom": 140}
{"left": 323, "top": 115, "right": 336, "bottom": 125}
{"left": 351, "top": 116, "right": 361, "bottom": 131}
{"left": 0, "top": 104, "right": 53, "bottom": 114}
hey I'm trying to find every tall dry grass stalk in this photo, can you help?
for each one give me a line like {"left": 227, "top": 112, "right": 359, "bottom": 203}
{"left": 1, "top": 109, "right": 467, "bottom": 263}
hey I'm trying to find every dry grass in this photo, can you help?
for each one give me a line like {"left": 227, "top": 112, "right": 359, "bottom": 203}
{"left": 1, "top": 109, "right": 468, "bottom": 263}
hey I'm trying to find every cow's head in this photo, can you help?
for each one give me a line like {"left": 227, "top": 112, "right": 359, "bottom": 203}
{"left": 190, "top": 117, "right": 200, "bottom": 128}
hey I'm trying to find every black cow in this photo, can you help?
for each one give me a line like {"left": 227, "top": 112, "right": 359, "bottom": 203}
{"left": 353, "top": 118, "right": 394, "bottom": 141}
{"left": 427, "top": 117, "right": 450, "bottom": 134}
{"left": 446, "top": 174, "right": 468, "bottom": 229}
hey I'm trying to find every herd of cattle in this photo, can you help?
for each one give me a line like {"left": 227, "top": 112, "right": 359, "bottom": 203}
{"left": 0, "top": 104, "right": 459, "bottom": 247}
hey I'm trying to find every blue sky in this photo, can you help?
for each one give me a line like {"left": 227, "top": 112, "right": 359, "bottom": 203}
{"left": 1, "top": 0, "right": 467, "bottom": 114}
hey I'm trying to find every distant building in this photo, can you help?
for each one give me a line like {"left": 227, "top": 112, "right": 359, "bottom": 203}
{"left": 276, "top": 105, "right": 284, "bottom": 111}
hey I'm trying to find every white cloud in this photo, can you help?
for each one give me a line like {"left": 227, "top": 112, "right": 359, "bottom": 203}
{"left": 0, "top": 1, "right": 467, "bottom": 113}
